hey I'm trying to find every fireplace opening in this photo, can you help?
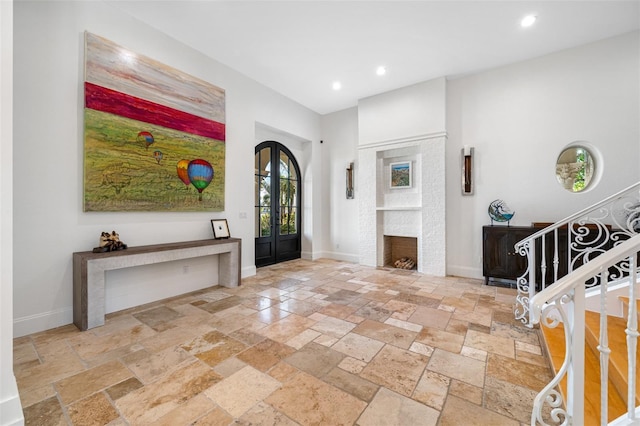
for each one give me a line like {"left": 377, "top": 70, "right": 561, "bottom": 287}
{"left": 384, "top": 236, "right": 418, "bottom": 270}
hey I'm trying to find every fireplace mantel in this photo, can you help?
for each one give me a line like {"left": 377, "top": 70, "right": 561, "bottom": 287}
{"left": 358, "top": 136, "right": 446, "bottom": 276}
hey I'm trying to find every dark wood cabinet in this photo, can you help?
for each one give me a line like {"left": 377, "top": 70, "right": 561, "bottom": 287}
{"left": 483, "top": 223, "right": 619, "bottom": 287}
{"left": 482, "top": 225, "right": 538, "bottom": 285}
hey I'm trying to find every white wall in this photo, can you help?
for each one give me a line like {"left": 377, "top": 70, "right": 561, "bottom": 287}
{"left": 320, "top": 107, "right": 359, "bottom": 261}
{"left": 358, "top": 77, "right": 446, "bottom": 145}
{"left": 446, "top": 31, "right": 640, "bottom": 278}
{"left": 13, "top": 1, "right": 321, "bottom": 337}
{"left": 1, "top": 1, "right": 24, "bottom": 423}
{"left": 11, "top": 3, "right": 640, "bottom": 340}
{"left": 318, "top": 32, "right": 639, "bottom": 280}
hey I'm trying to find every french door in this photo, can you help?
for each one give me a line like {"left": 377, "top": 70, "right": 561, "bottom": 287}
{"left": 255, "top": 141, "right": 301, "bottom": 267}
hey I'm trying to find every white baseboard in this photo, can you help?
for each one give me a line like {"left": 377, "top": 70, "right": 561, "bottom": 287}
{"left": 241, "top": 265, "right": 256, "bottom": 278}
{"left": 302, "top": 251, "right": 359, "bottom": 263}
{"left": 324, "top": 251, "right": 359, "bottom": 263}
{"left": 445, "top": 265, "right": 483, "bottom": 280}
{"left": 14, "top": 307, "right": 73, "bottom": 338}
{"left": 0, "top": 375, "right": 24, "bottom": 426}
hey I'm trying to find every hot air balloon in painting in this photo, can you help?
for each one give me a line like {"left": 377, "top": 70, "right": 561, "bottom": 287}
{"left": 153, "top": 150, "right": 163, "bottom": 164}
{"left": 137, "top": 131, "right": 154, "bottom": 149}
{"left": 176, "top": 159, "right": 191, "bottom": 187}
{"left": 187, "top": 159, "right": 214, "bottom": 201}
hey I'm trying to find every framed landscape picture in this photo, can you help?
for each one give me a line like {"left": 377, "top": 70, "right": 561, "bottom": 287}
{"left": 83, "top": 32, "right": 226, "bottom": 212}
{"left": 390, "top": 161, "right": 412, "bottom": 189}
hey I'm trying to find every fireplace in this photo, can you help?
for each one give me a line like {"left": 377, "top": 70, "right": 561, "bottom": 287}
{"left": 358, "top": 132, "right": 446, "bottom": 276}
{"left": 384, "top": 236, "right": 418, "bottom": 270}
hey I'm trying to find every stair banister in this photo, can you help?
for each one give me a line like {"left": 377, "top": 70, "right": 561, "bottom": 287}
{"left": 530, "top": 232, "right": 640, "bottom": 425}
{"left": 515, "top": 181, "right": 640, "bottom": 327}
{"left": 521, "top": 182, "right": 640, "bottom": 255}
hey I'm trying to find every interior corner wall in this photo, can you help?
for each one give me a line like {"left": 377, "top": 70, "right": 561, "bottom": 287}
{"left": 320, "top": 107, "right": 359, "bottom": 262}
{"left": 446, "top": 31, "right": 640, "bottom": 279}
{"left": 13, "top": 0, "right": 321, "bottom": 337}
{"left": 1, "top": 0, "right": 25, "bottom": 424}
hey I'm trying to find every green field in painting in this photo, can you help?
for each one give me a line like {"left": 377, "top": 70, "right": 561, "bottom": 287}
{"left": 84, "top": 109, "right": 225, "bottom": 211}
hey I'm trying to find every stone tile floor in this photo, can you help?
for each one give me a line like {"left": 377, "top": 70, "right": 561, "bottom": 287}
{"left": 14, "top": 259, "right": 553, "bottom": 425}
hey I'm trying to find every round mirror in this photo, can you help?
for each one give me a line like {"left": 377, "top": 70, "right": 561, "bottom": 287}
{"left": 555, "top": 145, "right": 595, "bottom": 192}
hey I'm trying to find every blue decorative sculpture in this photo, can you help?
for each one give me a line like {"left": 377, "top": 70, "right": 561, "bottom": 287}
{"left": 488, "top": 200, "right": 515, "bottom": 226}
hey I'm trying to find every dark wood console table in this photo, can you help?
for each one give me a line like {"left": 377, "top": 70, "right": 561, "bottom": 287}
{"left": 73, "top": 238, "right": 241, "bottom": 331}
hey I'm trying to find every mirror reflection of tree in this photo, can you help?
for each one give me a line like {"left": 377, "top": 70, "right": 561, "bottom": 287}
{"left": 573, "top": 150, "right": 586, "bottom": 192}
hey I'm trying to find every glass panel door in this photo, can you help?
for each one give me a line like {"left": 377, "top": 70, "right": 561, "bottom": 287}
{"left": 254, "top": 141, "right": 301, "bottom": 267}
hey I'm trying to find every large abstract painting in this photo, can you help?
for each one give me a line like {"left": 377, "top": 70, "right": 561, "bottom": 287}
{"left": 83, "top": 32, "right": 225, "bottom": 211}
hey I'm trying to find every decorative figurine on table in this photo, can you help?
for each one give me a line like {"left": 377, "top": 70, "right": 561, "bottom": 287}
{"left": 92, "top": 231, "right": 128, "bottom": 253}
{"left": 488, "top": 200, "right": 515, "bottom": 226}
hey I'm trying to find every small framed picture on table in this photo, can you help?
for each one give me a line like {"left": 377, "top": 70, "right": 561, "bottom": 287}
{"left": 211, "top": 219, "right": 230, "bottom": 239}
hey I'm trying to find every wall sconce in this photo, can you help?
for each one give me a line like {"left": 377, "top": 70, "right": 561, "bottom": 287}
{"left": 346, "top": 162, "right": 354, "bottom": 199}
{"left": 461, "top": 145, "right": 474, "bottom": 195}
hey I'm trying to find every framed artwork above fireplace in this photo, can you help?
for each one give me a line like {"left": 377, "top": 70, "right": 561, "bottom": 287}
{"left": 389, "top": 161, "right": 412, "bottom": 189}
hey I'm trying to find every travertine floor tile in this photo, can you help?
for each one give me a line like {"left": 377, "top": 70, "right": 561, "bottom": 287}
{"left": 205, "top": 365, "right": 281, "bottom": 418}
{"left": 180, "top": 330, "right": 247, "bottom": 366}
{"left": 236, "top": 402, "right": 299, "bottom": 425}
{"left": 22, "top": 396, "right": 66, "bottom": 426}
{"left": 352, "top": 319, "right": 417, "bottom": 349}
{"left": 484, "top": 376, "right": 539, "bottom": 423}
{"left": 332, "top": 332, "right": 385, "bottom": 362}
{"left": 191, "top": 407, "right": 234, "bottom": 425}
{"left": 154, "top": 394, "right": 216, "bottom": 425}
{"left": 67, "top": 393, "right": 119, "bottom": 426}
{"left": 464, "top": 329, "right": 515, "bottom": 358}
{"left": 55, "top": 359, "right": 132, "bottom": 404}
{"left": 360, "top": 345, "right": 428, "bottom": 397}
{"left": 266, "top": 372, "right": 367, "bottom": 425}
{"left": 427, "top": 348, "right": 486, "bottom": 388}
{"left": 115, "top": 361, "right": 221, "bottom": 424}
{"left": 415, "top": 326, "right": 464, "bottom": 353}
{"left": 236, "top": 338, "right": 295, "bottom": 372}
{"left": 412, "top": 369, "right": 449, "bottom": 410}
{"left": 440, "top": 395, "right": 519, "bottom": 426}
{"left": 311, "top": 315, "right": 357, "bottom": 338}
{"left": 105, "top": 377, "right": 143, "bottom": 401}
{"left": 122, "top": 346, "right": 193, "bottom": 384}
{"left": 258, "top": 314, "right": 316, "bottom": 343}
{"left": 323, "top": 367, "right": 379, "bottom": 402}
{"left": 357, "top": 387, "right": 439, "bottom": 426}
{"left": 284, "top": 342, "right": 345, "bottom": 378}
{"left": 132, "top": 306, "right": 183, "bottom": 332}
{"left": 449, "top": 379, "right": 483, "bottom": 405}
{"left": 14, "top": 259, "right": 552, "bottom": 426}
{"left": 486, "top": 353, "right": 553, "bottom": 392}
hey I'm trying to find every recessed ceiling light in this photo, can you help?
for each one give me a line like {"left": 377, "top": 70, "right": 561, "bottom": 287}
{"left": 376, "top": 66, "right": 386, "bottom": 76}
{"left": 332, "top": 81, "right": 342, "bottom": 91}
{"left": 521, "top": 15, "right": 537, "bottom": 28}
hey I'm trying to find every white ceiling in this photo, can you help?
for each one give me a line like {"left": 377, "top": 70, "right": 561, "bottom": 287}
{"left": 110, "top": 1, "right": 640, "bottom": 115}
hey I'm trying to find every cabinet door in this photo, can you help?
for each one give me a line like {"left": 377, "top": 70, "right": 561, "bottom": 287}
{"left": 483, "top": 227, "right": 513, "bottom": 279}
{"left": 483, "top": 226, "right": 538, "bottom": 282}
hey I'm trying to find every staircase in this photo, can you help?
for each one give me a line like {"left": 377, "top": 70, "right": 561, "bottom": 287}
{"left": 529, "top": 233, "right": 640, "bottom": 425}
{"left": 513, "top": 182, "right": 640, "bottom": 425}
{"left": 540, "top": 305, "right": 639, "bottom": 424}
{"left": 514, "top": 181, "right": 640, "bottom": 328}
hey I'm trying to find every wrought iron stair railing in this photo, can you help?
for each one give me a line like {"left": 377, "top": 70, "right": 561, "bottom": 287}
{"left": 529, "top": 232, "right": 640, "bottom": 425}
{"left": 515, "top": 182, "right": 640, "bottom": 327}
